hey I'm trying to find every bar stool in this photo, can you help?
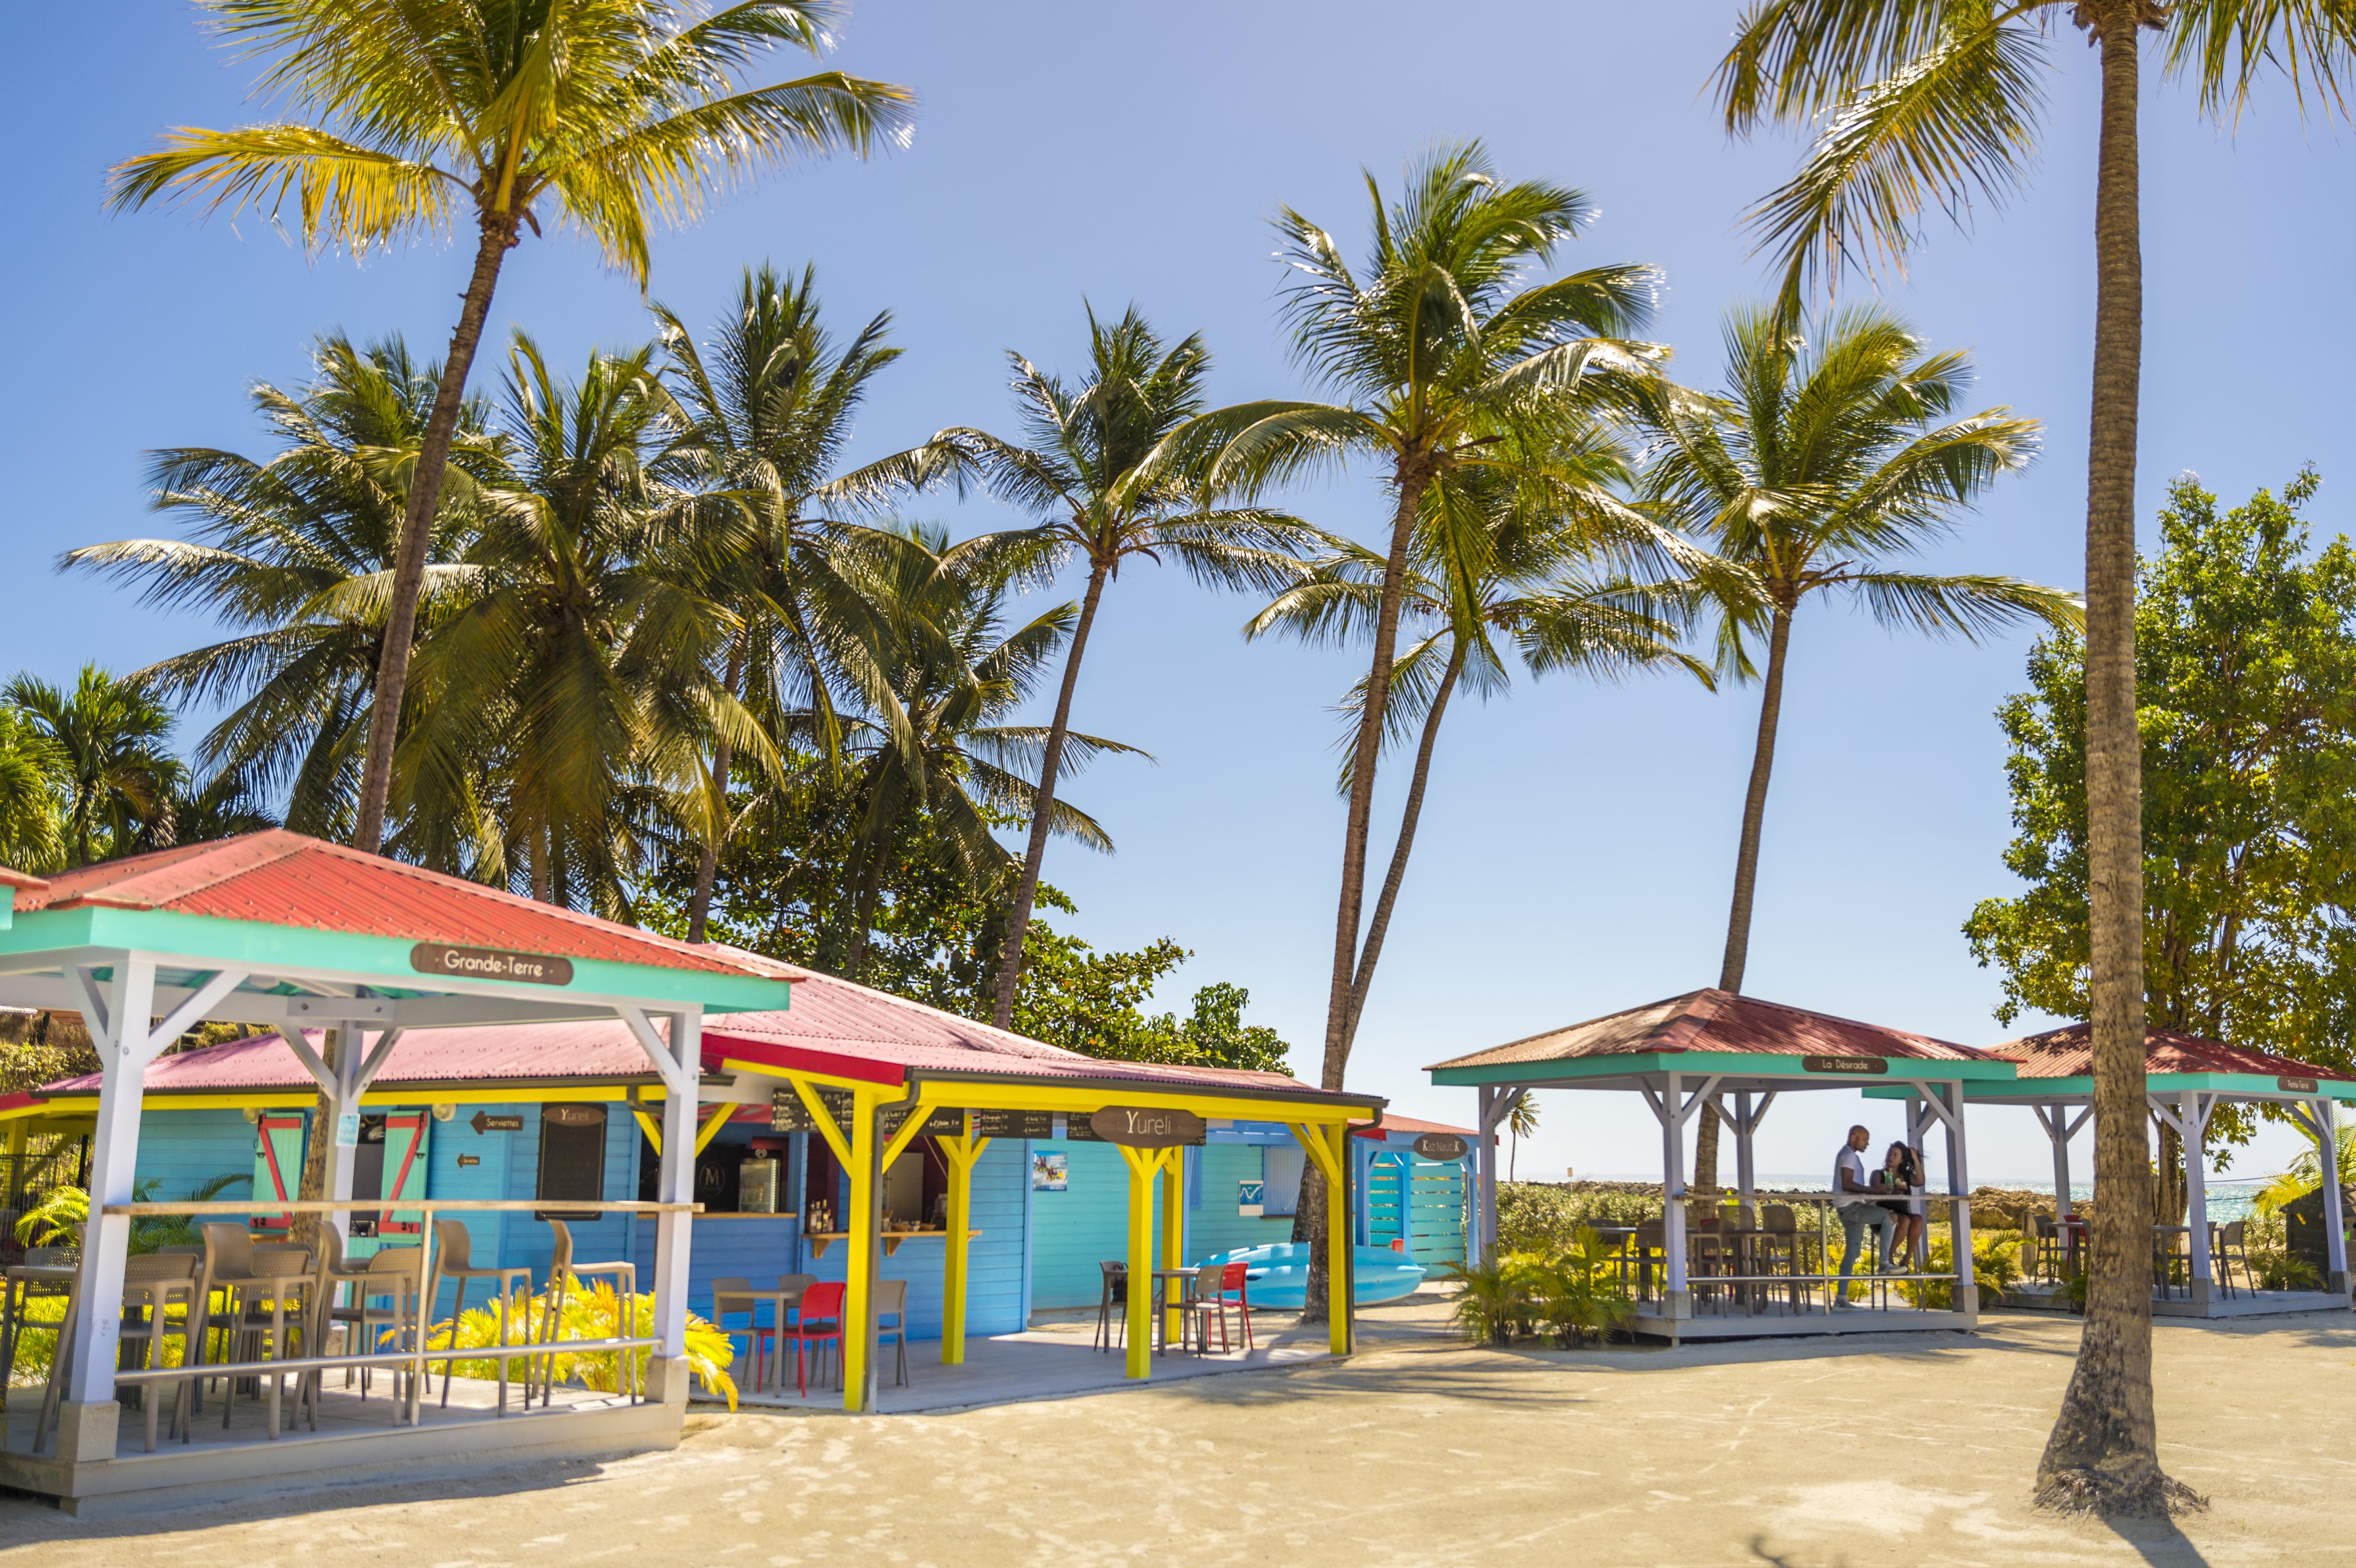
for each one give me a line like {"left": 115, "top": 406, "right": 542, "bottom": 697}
{"left": 1093, "top": 1261, "right": 1127, "bottom": 1351}
{"left": 539, "top": 1220, "right": 640, "bottom": 1405}
{"left": 429, "top": 1219, "right": 531, "bottom": 1414}
{"left": 0, "top": 1253, "right": 77, "bottom": 1426}
{"left": 119, "top": 1252, "right": 200, "bottom": 1452}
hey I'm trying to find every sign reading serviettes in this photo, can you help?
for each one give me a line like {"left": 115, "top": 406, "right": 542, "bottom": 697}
{"left": 1801, "top": 1055, "right": 1887, "bottom": 1075}
{"left": 1088, "top": 1106, "right": 1207, "bottom": 1148}
{"left": 410, "top": 943, "right": 574, "bottom": 986}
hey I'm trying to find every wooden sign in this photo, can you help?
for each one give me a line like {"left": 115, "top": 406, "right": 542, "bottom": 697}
{"left": 881, "top": 1105, "right": 965, "bottom": 1140}
{"left": 1088, "top": 1106, "right": 1207, "bottom": 1148}
{"left": 469, "top": 1111, "right": 525, "bottom": 1134}
{"left": 410, "top": 943, "right": 574, "bottom": 986}
{"left": 456, "top": 1154, "right": 481, "bottom": 1168}
{"left": 2279, "top": 1075, "right": 2321, "bottom": 1094}
{"left": 771, "top": 1087, "right": 853, "bottom": 1135}
{"left": 544, "top": 1104, "right": 604, "bottom": 1127}
{"left": 1413, "top": 1132, "right": 1470, "bottom": 1162}
{"left": 973, "top": 1109, "right": 1055, "bottom": 1139}
{"left": 1801, "top": 1055, "right": 1887, "bottom": 1076}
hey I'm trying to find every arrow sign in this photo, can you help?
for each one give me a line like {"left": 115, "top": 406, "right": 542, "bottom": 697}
{"left": 470, "top": 1111, "right": 524, "bottom": 1134}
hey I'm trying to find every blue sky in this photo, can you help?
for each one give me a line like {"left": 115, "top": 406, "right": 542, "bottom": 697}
{"left": 4, "top": 4, "right": 2350, "bottom": 1183}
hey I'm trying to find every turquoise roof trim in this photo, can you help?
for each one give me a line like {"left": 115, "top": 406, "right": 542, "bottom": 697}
{"left": 1864, "top": 1072, "right": 2356, "bottom": 1106}
{"left": 1429, "top": 1050, "right": 2020, "bottom": 1089}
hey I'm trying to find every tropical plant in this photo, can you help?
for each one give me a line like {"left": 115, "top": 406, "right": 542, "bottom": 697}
{"left": 652, "top": 261, "right": 949, "bottom": 941}
{"left": 1527, "top": 1226, "right": 1635, "bottom": 1346}
{"left": 4, "top": 666, "right": 183, "bottom": 865}
{"left": 939, "top": 305, "right": 1320, "bottom": 1028}
{"left": 1633, "top": 302, "right": 2070, "bottom": 1188}
{"left": 1713, "top": 0, "right": 2356, "bottom": 1516}
{"left": 0, "top": 706, "right": 65, "bottom": 871}
{"left": 1440, "top": 1251, "right": 1541, "bottom": 1346}
{"left": 2253, "top": 1111, "right": 2356, "bottom": 1216}
{"left": 1506, "top": 1093, "right": 1540, "bottom": 1183}
{"left": 66, "top": 334, "right": 491, "bottom": 842}
{"left": 1900, "top": 1230, "right": 2024, "bottom": 1310}
{"left": 1497, "top": 1184, "right": 1658, "bottom": 1254}
{"left": 110, "top": 0, "right": 915, "bottom": 855}
{"left": 13, "top": 1173, "right": 254, "bottom": 1253}
{"left": 427, "top": 1278, "right": 738, "bottom": 1408}
{"left": 817, "top": 524, "right": 1140, "bottom": 974}
{"left": 13, "top": 1185, "right": 87, "bottom": 1248}
{"left": 408, "top": 333, "right": 775, "bottom": 908}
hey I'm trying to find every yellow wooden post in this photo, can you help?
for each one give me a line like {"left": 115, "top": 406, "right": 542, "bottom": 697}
{"left": 1159, "top": 1147, "right": 1186, "bottom": 1346}
{"left": 1326, "top": 1124, "right": 1351, "bottom": 1355}
{"left": 939, "top": 1118, "right": 989, "bottom": 1365}
{"left": 1121, "top": 1143, "right": 1156, "bottom": 1379}
{"left": 842, "top": 1087, "right": 882, "bottom": 1412}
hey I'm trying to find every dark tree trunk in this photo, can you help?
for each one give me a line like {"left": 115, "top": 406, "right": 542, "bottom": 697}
{"left": 1699, "top": 600, "right": 1795, "bottom": 1189}
{"left": 2036, "top": 3, "right": 2198, "bottom": 1519}
{"left": 687, "top": 642, "right": 748, "bottom": 944}
{"left": 351, "top": 212, "right": 521, "bottom": 855}
{"left": 290, "top": 1025, "right": 343, "bottom": 1256}
{"left": 992, "top": 555, "right": 1110, "bottom": 1026}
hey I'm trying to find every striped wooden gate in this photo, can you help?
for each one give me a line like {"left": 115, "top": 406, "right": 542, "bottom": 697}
{"left": 1367, "top": 1151, "right": 1467, "bottom": 1270}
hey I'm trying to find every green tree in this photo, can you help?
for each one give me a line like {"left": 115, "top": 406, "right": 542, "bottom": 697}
{"left": 1966, "top": 469, "right": 2356, "bottom": 1122}
{"left": 0, "top": 707, "right": 65, "bottom": 872}
{"left": 1714, "top": 0, "right": 2356, "bottom": 1514}
{"left": 66, "top": 335, "right": 491, "bottom": 841}
{"left": 939, "top": 305, "right": 1319, "bottom": 1030}
{"left": 4, "top": 667, "right": 182, "bottom": 866}
{"left": 651, "top": 261, "right": 952, "bottom": 941}
{"left": 1507, "top": 1092, "right": 1539, "bottom": 1182}
{"left": 110, "top": 0, "right": 914, "bottom": 856}
{"left": 1633, "top": 303, "right": 2069, "bottom": 1188}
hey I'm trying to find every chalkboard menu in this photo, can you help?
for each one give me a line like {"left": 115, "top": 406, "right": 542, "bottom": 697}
{"left": 972, "top": 1109, "right": 1054, "bottom": 1139}
{"left": 882, "top": 1105, "right": 966, "bottom": 1139}
{"left": 767, "top": 1089, "right": 961, "bottom": 1141}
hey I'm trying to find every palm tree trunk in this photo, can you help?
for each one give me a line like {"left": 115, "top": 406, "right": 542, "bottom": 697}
{"left": 1340, "top": 640, "right": 1464, "bottom": 1056}
{"left": 687, "top": 643, "right": 748, "bottom": 944}
{"left": 351, "top": 212, "right": 522, "bottom": 855}
{"left": 1697, "top": 601, "right": 1795, "bottom": 1190}
{"left": 991, "top": 555, "right": 1110, "bottom": 1027}
{"left": 530, "top": 816, "right": 552, "bottom": 904}
{"left": 2037, "top": 2, "right": 2188, "bottom": 1517}
{"left": 1299, "top": 459, "right": 1432, "bottom": 1325}
{"left": 290, "top": 1025, "right": 343, "bottom": 1257}
{"left": 844, "top": 831, "right": 892, "bottom": 977}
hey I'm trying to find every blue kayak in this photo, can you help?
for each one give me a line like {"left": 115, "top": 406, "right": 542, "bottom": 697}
{"left": 1197, "top": 1243, "right": 1427, "bottom": 1308}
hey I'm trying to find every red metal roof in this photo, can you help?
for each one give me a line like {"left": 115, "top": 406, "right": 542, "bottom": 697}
{"left": 1992, "top": 1023, "right": 2356, "bottom": 1084}
{"left": 1429, "top": 989, "right": 1994, "bottom": 1072}
{"left": 14, "top": 831, "right": 764, "bottom": 978}
{"left": 0, "top": 867, "right": 49, "bottom": 893}
{"left": 37, "top": 965, "right": 1373, "bottom": 1110}
{"left": 1359, "top": 1112, "right": 1476, "bottom": 1139}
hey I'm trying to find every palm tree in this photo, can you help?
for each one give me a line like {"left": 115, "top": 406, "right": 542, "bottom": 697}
{"left": 651, "top": 261, "right": 954, "bottom": 941}
{"left": 109, "top": 0, "right": 915, "bottom": 857}
{"left": 939, "top": 305, "right": 1320, "bottom": 1028}
{"left": 0, "top": 708, "right": 65, "bottom": 872}
{"left": 65, "top": 334, "right": 492, "bottom": 841}
{"left": 1507, "top": 1093, "right": 1539, "bottom": 1183}
{"left": 410, "top": 333, "right": 774, "bottom": 909}
{"left": 1712, "top": 2, "right": 2356, "bottom": 1513}
{"left": 1633, "top": 304, "right": 2071, "bottom": 1190}
{"left": 1251, "top": 449, "right": 1710, "bottom": 1062}
{"left": 4, "top": 668, "right": 182, "bottom": 866}
{"left": 822, "top": 525, "right": 1141, "bottom": 976}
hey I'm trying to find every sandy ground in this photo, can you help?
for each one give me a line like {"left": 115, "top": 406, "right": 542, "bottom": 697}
{"left": 3, "top": 1296, "right": 2354, "bottom": 1567}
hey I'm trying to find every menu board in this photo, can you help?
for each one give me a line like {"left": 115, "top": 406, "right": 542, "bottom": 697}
{"left": 881, "top": 1105, "right": 966, "bottom": 1139}
{"left": 972, "top": 1109, "right": 1055, "bottom": 1140}
{"left": 768, "top": 1090, "right": 961, "bottom": 1142}
{"left": 1062, "top": 1112, "right": 1102, "bottom": 1142}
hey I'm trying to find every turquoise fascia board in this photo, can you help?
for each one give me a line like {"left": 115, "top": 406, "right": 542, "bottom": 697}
{"left": 0, "top": 905, "right": 792, "bottom": 1013}
{"left": 0, "top": 887, "right": 13, "bottom": 931}
{"left": 1429, "top": 1050, "right": 2020, "bottom": 1089}
{"left": 1866, "top": 1071, "right": 2356, "bottom": 1105}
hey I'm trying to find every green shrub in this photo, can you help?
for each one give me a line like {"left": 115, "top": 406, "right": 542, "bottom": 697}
{"left": 1899, "top": 1230, "right": 2022, "bottom": 1309}
{"left": 1496, "top": 1183, "right": 1657, "bottom": 1254}
{"left": 2248, "top": 1245, "right": 2322, "bottom": 1292}
{"left": 1440, "top": 1227, "right": 1634, "bottom": 1347}
{"left": 426, "top": 1280, "right": 739, "bottom": 1407}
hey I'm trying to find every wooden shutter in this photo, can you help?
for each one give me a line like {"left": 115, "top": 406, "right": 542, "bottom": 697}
{"left": 536, "top": 1104, "right": 607, "bottom": 1220}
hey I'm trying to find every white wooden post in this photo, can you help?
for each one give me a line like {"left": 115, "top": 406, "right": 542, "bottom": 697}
{"left": 1661, "top": 1072, "right": 1689, "bottom": 1320}
{"left": 651, "top": 1009, "right": 699, "bottom": 1402}
{"left": 2181, "top": 1091, "right": 2213, "bottom": 1309}
{"left": 2318, "top": 1097, "right": 2348, "bottom": 1294}
{"left": 1940, "top": 1082, "right": 1974, "bottom": 1317}
{"left": 2043, "top": 1104, "right": 2073, "bottom": 1214}
{"left": 1475, "top": 1085, "right": 1498, "bottom": 1259}
{"left": 325, "top": 1025, "right": 360, "bottom": 1241}
{"left": 1733, "top": 1090, "right": 1756, "bottom": 1228}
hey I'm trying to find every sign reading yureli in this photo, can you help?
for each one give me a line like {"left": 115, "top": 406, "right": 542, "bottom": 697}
{"left": 1801, "top": 1055, "right": 1887, "bottom": 1076}
{"left": 1412, "top": 1132, "right": 1470, "bottom": 1162}
{"left": 410, "top": 943, "right": 574, "bottom": 987}
{"left": 1088, "top": 1106, "right": 1207, "bottom": 1148}
{"left": 2279, "top": 1075, "right": 2321, "bottom": 1094}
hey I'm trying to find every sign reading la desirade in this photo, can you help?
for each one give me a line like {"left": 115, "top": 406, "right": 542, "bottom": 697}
{"left": 410, "top": 943, "right": 575, "bottom": 986}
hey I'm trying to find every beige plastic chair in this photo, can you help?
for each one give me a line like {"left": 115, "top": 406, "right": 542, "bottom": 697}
{"left": 190, "top": 1224, "right": 315, "bottom": 1437}
{"left": 710, "top": 1277, "right": 777, "bottom": 1397}
{"left": 537, "top": 1220, "right": 641, "bottom": 1405}
{"left": 428, "top": 1218, "right": 531, "bottom": 1413}
{"left": 875, "top": 1278, "right": 909, "bottom": 1387}
{"left": 119, "top": 1252, "right": 199, "bottom": 1452}
{"left": 345, "top": 1248, "right": 425, "bottom": 1413}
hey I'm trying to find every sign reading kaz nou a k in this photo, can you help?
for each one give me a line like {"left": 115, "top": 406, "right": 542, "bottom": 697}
{"left": 411, "top": 943, "right": 574, "bottom": 986}
{"left": 1088, "top": 1106, "right": 1207, "bottom": 1148}
{"left": 1801, "top": 1055, "right": 1887, "bottom": 1076}
{"left": 1413, "top": 1132, "right": 1470, "bottom": 1162}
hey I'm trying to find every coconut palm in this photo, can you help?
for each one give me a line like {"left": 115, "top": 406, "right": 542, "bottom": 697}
{"left": 109, "top": 0, "right": 915, "bottom": 856}
{"left": 65, "top": 335, "right": 492, "bottom": 842}
{"left": 938, "top": 305, "right": 1320, "bottom": 1028}
{"left": 409, "top": 332, "right": 775, "bottom": 909}
{"left": 820, "top": 525, "right": 1141, "bottom": 976}
{"left": 650, "top": 261, "right": 955, "bottom": 941}
{"left": 1506, "top": 1093, "right": 1539, "bottom": 1183}
{"left": 1633, "top": 304, "right": 2070, "bottom": 1188}
{"left": 1712, "top": 2, "right": 2356, "bottom": 1512}
{"left": 1251, "top": 444, "right": 1710, "bottom": 1060}
{"left": 0, "top": 708, "right": 65, "bottom": 871}
{"left": 4, "top": 668, "right": 182, "bottom": 866}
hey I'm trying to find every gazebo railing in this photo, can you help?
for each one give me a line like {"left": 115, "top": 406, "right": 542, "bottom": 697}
{"left": 81, "top": 1197, "right": 701, "bottom": 1433}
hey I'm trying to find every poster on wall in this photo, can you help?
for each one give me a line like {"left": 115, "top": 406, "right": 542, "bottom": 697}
{"left": 1032, "top": 1152, "right": 1068, "bottom": 1192}
{"left": 1238, "top": 1179, "right": 1264, "bottom": 1218}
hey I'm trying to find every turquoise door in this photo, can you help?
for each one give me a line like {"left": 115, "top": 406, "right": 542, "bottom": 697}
{"left": 1367, "top": 1150, "right": 1467, "bottom": 1270}
{"left": 251, "top": 1112, "right": 306, "bottom": 1233}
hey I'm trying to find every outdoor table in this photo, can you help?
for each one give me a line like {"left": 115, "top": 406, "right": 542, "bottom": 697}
{"left": 2151, "top": 1225, "right": 2193, "bottom": 1298}
{"left": 1150, "top": 1270, "right": 1199, "bottom": 1355}
{"left": 730, "top": 1287, "right": 806, "bottom": 1396}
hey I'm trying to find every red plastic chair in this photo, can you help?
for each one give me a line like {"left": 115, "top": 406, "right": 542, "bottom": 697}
{"left": 784, "top": 1282, "right": 846, "bottom": 1396}
{"left": 1212, "top": 1262, "right": 1254, "bottom": 1350}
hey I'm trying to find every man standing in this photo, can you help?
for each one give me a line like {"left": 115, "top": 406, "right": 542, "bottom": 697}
{"left": 1832, "top": 1123, "right": 1893, "bottom": 1309}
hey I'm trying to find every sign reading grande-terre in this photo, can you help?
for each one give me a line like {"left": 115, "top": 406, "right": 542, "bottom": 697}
{"left": 1801, "top": 1055, "right": 1887, "bottom": 1076}
{"left": 1412, "top": 1132, "right": 1471, "bottom": 1162}
{"left": 410, "top": 943, "right": 574, "bottom": 986}
{"left": 1088, "top": 1106, "right": 1207, "bottom": 1148}
{"left": 2279, "top": 1075, "right": 2321, "bottom": 1094}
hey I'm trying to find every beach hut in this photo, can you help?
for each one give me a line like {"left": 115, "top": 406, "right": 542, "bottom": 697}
{"left": 1429, "top": 989, "right": 2021, "bottom": 1341}
{"left": 0, "top": 832, "right": 793, "bottom": 1513}
{"left": 1871, "top": 1023, "right": 2356, "bottom": 1316}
